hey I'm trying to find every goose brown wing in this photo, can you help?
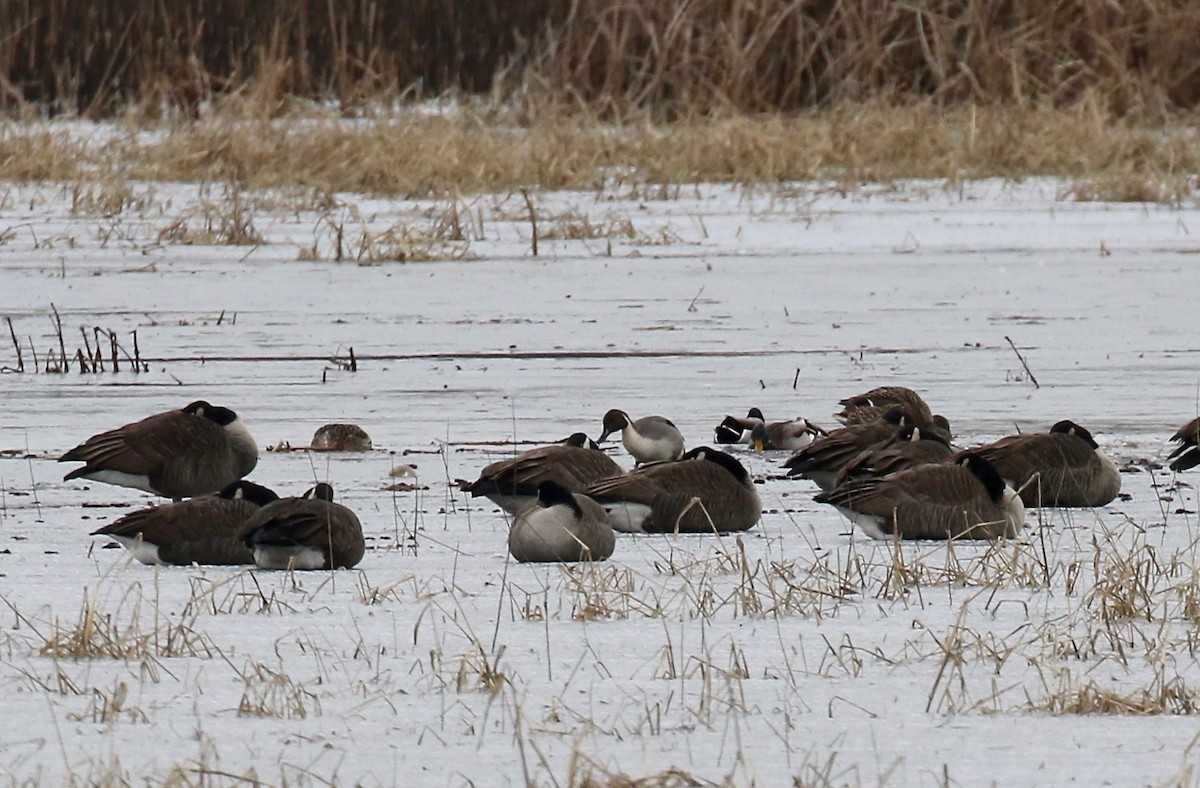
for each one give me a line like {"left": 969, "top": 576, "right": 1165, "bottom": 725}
{"left": 61, "top": 410, "right": 187, "bottom": 476}
{"left": 819, "top": 465, "right": 1003, "bottom": 539}
{"left": 92, "top": 495, "right": 258, "bottom": 564}
{"left": 975, "top": 433, "right": 1093, "bottom": 482}
{"left": 583, "top": 470, "right": 664, "bottom": 506}
{"left": 786, "top": 421, "right": 902, "bottom": 474}
{"left": 470, "top": 446, "right": 621, "bottom": 495}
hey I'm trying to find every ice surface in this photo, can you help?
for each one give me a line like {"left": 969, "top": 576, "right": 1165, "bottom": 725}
{"left": 1, "top": 175, "right": 1199, "bottom": 785}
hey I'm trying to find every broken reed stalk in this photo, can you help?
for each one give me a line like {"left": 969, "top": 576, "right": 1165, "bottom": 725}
{"left": 1004, "top": 335, "right": 1040, "bottom": 389}
{"left": 7, "top": 317, "right": 23, "bottom": 372}
{"left": 108, "top": 329, "right": 119, "bottom": 372}
{"left": 50, "top": 303, "right": 67, "bottom": 374}
{"left": 349, "top": 347, "right": 357, "bottom": 372}
{"left": 521, "top": 189, "right": 538, "bottom": 257}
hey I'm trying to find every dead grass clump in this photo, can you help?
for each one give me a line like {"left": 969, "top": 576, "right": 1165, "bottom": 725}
{"left": 237, "top": 661, "right": 318, "bottom": 719}
{"left": 38, "top": 584, "right": 217, "bottom": 660}
{"left": 1028, "top": 670, "right": 1200, "bottom": 715}
{"left": 156, "top": 185, "right": 262, "bottom": 246}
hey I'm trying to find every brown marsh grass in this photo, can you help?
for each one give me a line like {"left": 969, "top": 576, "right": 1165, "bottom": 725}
{"left": 3, "top": 102, "right": 1199, "bottom": 203}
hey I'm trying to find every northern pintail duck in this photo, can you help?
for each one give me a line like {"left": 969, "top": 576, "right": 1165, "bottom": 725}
{"left": 60, "top": 400, "right": 257, "bottom": 500}
{"left": 584, "top": 446, "right": 761, "bottom": 534}
{"left": 90, "top": 480, "right": 278, "bottom": 566}
{"left": 508, "top": 480, "right": 615, "bottom": 563}
{"left": 815, "top": 453, "right": 1025, "bottom": 540}
{"left": 238, "top": 483, "right": 365, "bottom": 570}
{"left": 598, "top": 409, "right": 685, "bottom": 466}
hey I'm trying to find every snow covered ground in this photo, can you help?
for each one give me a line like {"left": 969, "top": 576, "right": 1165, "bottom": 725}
{"left": 1, "top": 174, "right": 1199, "bottom": 786}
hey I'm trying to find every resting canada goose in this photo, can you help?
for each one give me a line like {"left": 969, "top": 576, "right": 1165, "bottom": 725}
{"left": 598, "top": 409, "right": 685, "bottom": 466}
{"left": 584, "top": 446, "right": 761, "bottom": 534}
{"left": 1168, "top": 418, "right": 1200, "bottom": 472}
{"left": 508, "top": 480, "right": 616, "bottom": 563}
{"left": 750, "top": 418, "right": 827, "bottom": 452}
{"left": 714, "top": 408, "right": 765, "bottom": 444}
{"left": 60, "top": 400, "right": 258, "bottom": 500}
{"left": 90, "top": 480, "right": 278, "bottom": 566}
{"left": 784, "top": 409, "right": 911, "bottom": 490}
{"left": 239, "top": 483, "right": 365, "bottom": 570}
{"left": 834, "top": 424, "right": 954, "bottom": 486}
{"left": 458, "top": 433, "right": 624, "bottom": 515}
{"left": 815, "top": 453, "right": 1025, "bottom": 540}
{"left": 310, "top": 423, "right": 372, "bottom": 452}
{"left": 971, "top": 420, "right": 1121, "bottom": 508}
{"left": 837, "top": 386, "right": 934, "bottom": 427}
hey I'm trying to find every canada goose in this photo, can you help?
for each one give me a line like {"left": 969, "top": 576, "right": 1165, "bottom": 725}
{"left": 508, "top": 480, "right": 615, "bottom": 563}
{"left": 60, "top": 400, "right": 258, "bottom": 500}
{"left": 310, "top": 423, "right": 372, "bottom": 451}
{"left": 584, "top": 446, "right": 761, "bottom": 534}
{"left": 598, "top": 409, "right": 685, "bottom": 466}
{"left": 90, "top": 480, "right": 278, "bottom": 566}
{"left": 837, "top": 386, "right": 934, "bottom": 427}
{"left": 239, "top": 483, "right": 365, "bottom": 570}
{"left": 784, "top": 409, "right": 911, "bottom": 490}
{"left": 714, "top": 408, "right": 765, "bottom": 444}
{"left": 750, "top": 418, "right": 827, "bottom": 452}
{"left": 1168, "top": 417, "right": 1200, "bottom": 472}
{"left": 971, "top": 420, "right": 1121, "bottom": 507}
{"left": 815, "top": 453, "right": 1025, "bottom": 540}
{"left": 834, "top": 424, "right": 954, "bottom": 486}
{"left": 458, "top": 433, "right": 624, "bottom": 515}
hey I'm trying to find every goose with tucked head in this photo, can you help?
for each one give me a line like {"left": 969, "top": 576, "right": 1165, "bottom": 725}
{"left": 508, "top": 480, "right": 615, "bottom": 563}
{"left": 970, "top": 420, "right": 1120, "bottom": 508}
{"left": 784, "top": 408, "right": 911, "bottom": 491}
{"left": 91, "top": 480, "right": 278, "bottom": 566}
{"left": 584, "top": 446, "right": 761, "bottom": 534}
{"left": 458, "top": 432, "right": 624, "bottom": 515}
{"left": 60, "top": 400, "right": 258, "bottom": 500}
{"left": 239, "top": 483, "right": 365, "bottom": 570}
{"left": 815, "top": 452, "right": 1024, "bottom": 540}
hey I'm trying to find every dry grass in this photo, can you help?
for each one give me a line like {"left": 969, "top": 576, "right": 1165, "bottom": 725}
{"left": 3, "top": 102, "right": 1198, "bottom": 204}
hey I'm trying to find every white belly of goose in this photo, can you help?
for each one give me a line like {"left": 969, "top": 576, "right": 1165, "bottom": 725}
{"left": 252, "top": 546, "right": 327, "bottom": 570}
{"left": 599, "top": 501, "right": 654, "bottom": 534}
{"left": 79, "top": 469, "right": 157, "bottom": 495}
{"left": 109, "top": 535, "right": 164, "bottom": 565}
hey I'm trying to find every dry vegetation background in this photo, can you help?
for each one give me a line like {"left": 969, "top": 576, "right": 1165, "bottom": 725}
{"left": 1, "top": 0, "right": 1199, "bottom": 195}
